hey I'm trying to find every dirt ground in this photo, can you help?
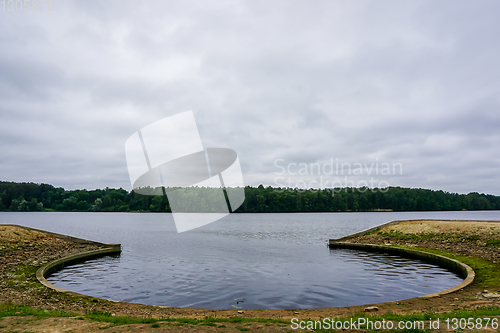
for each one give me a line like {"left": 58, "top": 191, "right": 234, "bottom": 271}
{"left": 385, "top": 219, "right": 500, "bottom": 233}
{"left": 347, "top": 220, "right": 500, "bottom": 263}
{"left": 0, "top": 315, "right": 294, "bottom": 333}
{"left": 1, "top": 220, "right": 500, "bottom": 332}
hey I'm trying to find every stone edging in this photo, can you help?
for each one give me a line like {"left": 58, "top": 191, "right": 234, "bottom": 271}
{"left": 36, "top": 245, "right": 121, "bottom": 294}
{"left": 329, "top": 241, "right": 475, "bottom": 298}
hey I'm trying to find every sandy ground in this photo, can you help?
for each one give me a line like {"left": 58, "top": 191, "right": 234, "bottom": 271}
{"left": 384, "top": 219, "right": 500, "bottom": 234}
{"left": 1, "top": 220, "right": 500, "bottom": 332}
{"left": 0, "top": 315, "right": 294, "bottom": 333}
{"left": 348, "top": 220, "right": 500, "bottom": 263}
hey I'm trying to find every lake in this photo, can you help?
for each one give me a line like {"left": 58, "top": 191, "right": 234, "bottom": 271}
{"left": 2, "top": 211, "right": 500, "bottom": 309}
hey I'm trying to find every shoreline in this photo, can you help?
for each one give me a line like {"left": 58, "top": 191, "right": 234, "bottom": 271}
{"left": 1, "top": 220, "right": 500, "bottom": 331}
{"left": 2, "top": 209, "right": 500, "bottom": 212}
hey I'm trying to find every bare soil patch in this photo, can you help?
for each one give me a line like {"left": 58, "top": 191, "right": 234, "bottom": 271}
{"left": 350, "top": 220, "right": 500, "bottom": 263}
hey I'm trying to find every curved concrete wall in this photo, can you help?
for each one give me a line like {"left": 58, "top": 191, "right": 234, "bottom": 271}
{"left": 36, "top": 245, "right": 121, "bottom": 294}
{"left": 329, "top": 241, "right": 474, "bottom": 298}
{"left": 33, "top": 220, "right": 474, "bottom": 306}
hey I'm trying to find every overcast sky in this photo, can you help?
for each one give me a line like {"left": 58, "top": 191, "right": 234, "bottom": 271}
{"left": 1, "top": 0, "right": 499, "bottom": 195}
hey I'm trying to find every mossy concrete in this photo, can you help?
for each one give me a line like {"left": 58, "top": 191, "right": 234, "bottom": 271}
{"left": 21, "top": 224, "right": 123, "bottom": 296}
{"left": 36, "top": 245, "right": 121, "bottom": 294}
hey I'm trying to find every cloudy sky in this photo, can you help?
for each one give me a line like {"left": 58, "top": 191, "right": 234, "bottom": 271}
{"left": 1, "top": 0, "right": 499, "bottom": 195}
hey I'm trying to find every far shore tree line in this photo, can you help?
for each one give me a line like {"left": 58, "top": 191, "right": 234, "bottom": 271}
{"left": 1, "top": 181, "right": 500, "bottom": 213}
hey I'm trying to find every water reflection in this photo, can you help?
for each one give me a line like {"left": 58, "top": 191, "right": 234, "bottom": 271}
{"left": 47, "top": 248, "right": 462, "bottom": 309}
{"left": 4, "top": 211, "right": 489, "bottom": 309}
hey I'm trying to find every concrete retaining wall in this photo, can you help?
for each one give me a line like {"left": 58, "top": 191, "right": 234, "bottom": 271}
{"left": 26, "top": 225, "right": 122, "bottom": 295}
{"left": 36, "top": 245, "right": 122, "bottom": 293}
{"left": 329, "top": 241, "right": 475, "bottom": 298}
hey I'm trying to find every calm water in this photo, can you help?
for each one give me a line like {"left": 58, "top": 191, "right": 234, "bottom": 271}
{"left": 2, "top": 211, "right": 500, "bottom": 309}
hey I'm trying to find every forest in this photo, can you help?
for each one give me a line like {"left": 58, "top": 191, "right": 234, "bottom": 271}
{"left": 1, "top": 181, "right": 499, "bottom": 213}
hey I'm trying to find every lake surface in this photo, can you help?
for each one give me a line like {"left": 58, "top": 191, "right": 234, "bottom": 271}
{"left": 2, "top": 211, "right": 500, "bottom": 309}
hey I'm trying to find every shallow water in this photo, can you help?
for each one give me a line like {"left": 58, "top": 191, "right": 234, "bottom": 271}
{"left": 2, "top": 211, "right": 499, "bottom": 309}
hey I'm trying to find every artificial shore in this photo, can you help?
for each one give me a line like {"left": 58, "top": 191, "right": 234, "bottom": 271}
{"left": 1, "top": 220, "right": 500, "bottom": 332}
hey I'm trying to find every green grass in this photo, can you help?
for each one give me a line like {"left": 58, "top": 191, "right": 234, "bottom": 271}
{"left": 3, "top": 302, "right": 499, "bottom": 332}
{"left": 364, "top": 227, "right": 381, "bottom": 235}
{"left": 4, "top": 264, "right": 43, "bottom": 291}
{"left": 202, "top": 322, "right": 217, "bottom": 326}
{"left": 485, "top": 239, "right": 500, "bottom": 247}
{"left": 0, "top": 304, "right": 77, "bottom": 319}
{"left": 0, "top": 303, "right": 290, "bottom": 328}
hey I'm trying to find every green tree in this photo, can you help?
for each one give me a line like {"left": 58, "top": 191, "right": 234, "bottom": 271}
{"left": 91, "top": 198, "right": 103, "bottom": 212}
{"left": 18, "top": 199, "right": 28, "bottom": 211}
{"left": 28, "top": 198, "right": 39, "bottom": 211}
{"left": 10, "top": 199, "right": 20, "bottom": 211}
{"left": 62, "top": 196, "right": 78, "bottom": 211}
{"left": 77, "top": 200, "right": 89, "bottom": 211}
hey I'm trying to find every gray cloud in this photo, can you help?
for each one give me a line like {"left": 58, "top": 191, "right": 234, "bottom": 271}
{"left": 0, "top": 0, "right": 499, "bottom": 195}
